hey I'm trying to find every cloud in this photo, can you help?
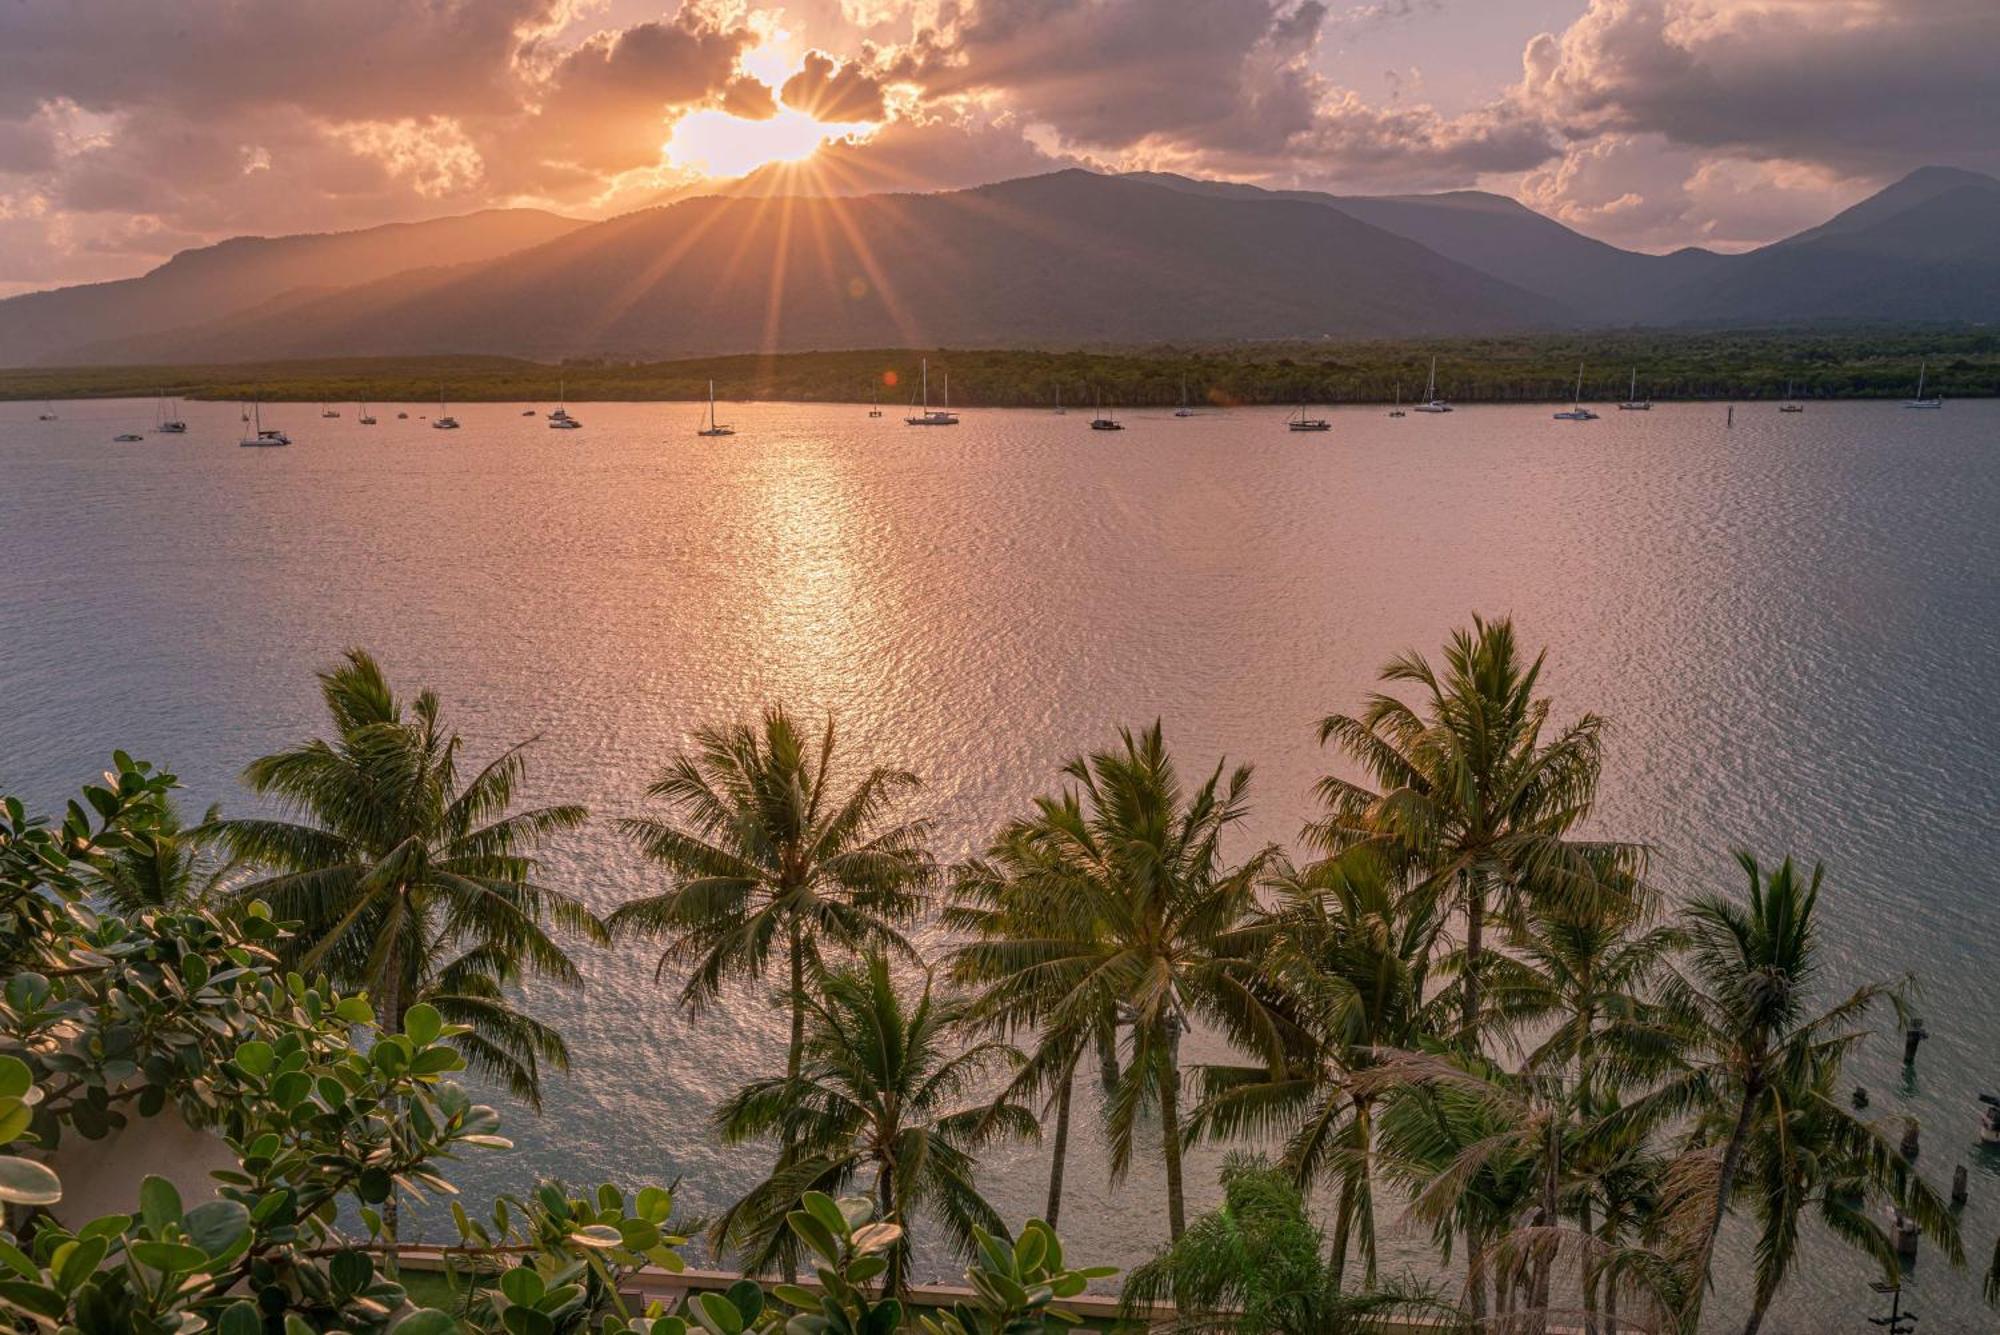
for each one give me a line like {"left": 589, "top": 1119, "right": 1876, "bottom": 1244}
{"left": 1518, "top": 0, "right": 2000, "bottom": 176}
{"left": 780, "top": 50, "right": 887, "bottom": 122}
{"left": 732, "top": 107, "right": 1077, "bottom": 196}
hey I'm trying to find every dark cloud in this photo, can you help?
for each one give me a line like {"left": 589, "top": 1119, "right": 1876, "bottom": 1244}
{"left": 1519, "top": 0, "right": 2000, "bottom": 175}
{"left": 722, "top": 76, "right": 780, "bottom": 121}
{"left": 527, "top": 17, "right": 759, "bottom": 172}
{"left": 780, "top": 51, "right": 888, "bottom": 123}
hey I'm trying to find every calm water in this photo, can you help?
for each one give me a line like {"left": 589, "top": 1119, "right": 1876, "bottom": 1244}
{"left": 4, "top": 397, "right": 1997, "bottom": 1331}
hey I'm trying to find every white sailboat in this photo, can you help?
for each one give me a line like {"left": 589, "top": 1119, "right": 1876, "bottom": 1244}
{"left": 1388, "top": 383, "right": 1405, "bottom": 418}
{"left": 432, "top": 383, "right": 460, "bottom": 429}
{"left": 869, "top": 385, "right": 883, "bottom": 418}
{"left": 320, "top": 402, "right": 340, "bottom": 418}
{"left": 1175, "top": 377, "right": 1195, "bottom": 417}
{"left": 697, "top": 380, "right": 735, "bottom": 437}
{"left": 153, "top": 391, "right": 187, "bottom": 434}
{"left": 1413, "top": 356, "right": 1451, "bottom": 412}
{"left": 239, "top": 398, "right": 290, "bottom": 447}
{"left": 1053, "top": 384, "right": 1066, "bottom": 416}
{"left": 549, "top": 380, "right": 581, "bottom": 428}
{"left": 1617, "top": 368, "right": 1650, "bottom": 411}
{"left": 1779, "top": 380, "right": 1804, "bottom": 413}
{"left": 905, "top": 359, "right": 958, "bottom": 426}
{"left": 1089, "top": 388, "right": 1122, "bottom": 431}
{"left": 37, "top": 401, "right": 56, "bottom": 421}
{"left": 1553, "top": 364, "right": 1599, "bottom": 420}
{"left": 1288, "top": 399, "right": 1331, "bottom": 432}
{"left": 1904, "top": 360, "right": 1942, "bottom": 409}
{"left": 358, "top": 401, "right": 377, "bottom": 425}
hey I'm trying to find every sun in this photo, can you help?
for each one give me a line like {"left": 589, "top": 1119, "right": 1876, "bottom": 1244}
{"left": 666, "top": 105, "right": 841, "bottom": 179}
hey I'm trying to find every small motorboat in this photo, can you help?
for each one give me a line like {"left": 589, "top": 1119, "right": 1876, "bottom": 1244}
{"left": 114, "top": 432, "right": 144, "bottom": 442}
{"left": 1979, "top": 1094, "right": 2000, "bottom": 1146}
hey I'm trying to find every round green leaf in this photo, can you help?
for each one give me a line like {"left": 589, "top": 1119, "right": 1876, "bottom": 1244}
{"left": 403, "top": 1003, "right": 443, "bottom": 1046}
{"left": 499, "top": 1265, "right": 546, "bottom": 1308}
{"left": 0, "top": 1155, "right": 62, "bottom": 1207}
{"left": 392, "top": 1310, "right": 464, "bottom": 1335}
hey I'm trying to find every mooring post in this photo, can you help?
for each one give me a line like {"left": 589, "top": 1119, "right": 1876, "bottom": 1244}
{"left": 1952, "top": 1163, "right": 1969, "bottom": 1207}
{"left": 1892, "top": 1209, "right": 1920, "bottom": 1259}
{"left": 1900, "top": 1118, "right": 1921, "bottom": 1160}
{"left": 1903, "top": 1018, "right": 1929, "bottom": 1066}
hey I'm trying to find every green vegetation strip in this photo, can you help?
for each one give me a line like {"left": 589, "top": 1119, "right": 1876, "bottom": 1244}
{"left": 3, "top": 327, "right": 1997, "bottom": 404}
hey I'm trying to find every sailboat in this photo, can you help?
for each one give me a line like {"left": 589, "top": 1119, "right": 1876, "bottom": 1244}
{"left": 320, "top": 402, "right": 340, "bottom": 419}
{"left": 549, "top": 380, "right": 581, "bottom": 428}
{"left": 1412, "top": 357, "right": 1451, "bottom": 412}
{"left": 239, "top": 399, "right": 290, "bottom": 447}
{"left": 1904, "top": 360, "right": 1942, "bottom": 409}
{"left": 1053, "top": 384, "right": 1066, "bottom": 416}
{"left": 114, "top": 431, "right": 145, "bottom": 442}
{"left": 905, "top": 360, "right": 958, "bottom": 426}
{"left": 869, "top": 386, "right": 883, "bottom": 418}
{"left": 1175, "top": 377, "right": 1195, "bottom": 417}
{"left": 697, "top": 380, "right": 735, "bottom": 437}
{"left": 153, "top": 391, "right": 187, "bottom": 434}
{"left": 1617, "top": 368, "right": 1650, "bottom": 411}
{"left": 37, "top": 401, "right": 56, "bottom": 421}
{"left": 1779, "top": 380, "right": 1804, "bottom": 413}
{"left": 1288, "top": 400, "right": 1331, "bottom": 432}
{"left": 432, "top": 384, "right": 460, "bottom": 429}
{"left": 1089, "top": 388, "right": 1123, "bottom": 431}
{"left": 358, "top": 401, "right": 377, "bottom": 425}
{"left": 1553, "top": 364, "right": 1599, "bottom": 420}
{"left": 1388, "top": 384, "right": 1405, "bottom": 418}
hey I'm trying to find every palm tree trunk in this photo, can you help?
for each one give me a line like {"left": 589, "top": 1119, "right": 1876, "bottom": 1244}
{"left": 1600, "top": 1210, "right": 1620, "bottom": 1335}
{"left": 1158, "top": 1020, "right": 1187, "bottom": 1241}
{"left": 1462, "top": 873, "right": 1484, "bottom": 1043}
{"left": 1467, "top": 1231, "right": 1488, "bottom": 1324}
{"left": 787, "top": 922, "right": 806, "bottom": 1080}
{"left": 1529, "top": 1113, "right": 1560, "bottom": 1335}
{"left": 1096, "top": 1014, "right": 1121, "bottom": 1090}
{"left": 1580, "top": 1197, "right": 1598, "bottom": 1335}
{"left": 1689, "top": 1076, "right": 1761, "bottom": 1329}
{"left": 1328, "top": 1096, "right": 1372, "bottom": 1287}
{"left": 1046, "top": 1063, "right": 1074, "bottom": 1227}
{"left": 376, "top": 943, "right": 403, "bottom": 1246}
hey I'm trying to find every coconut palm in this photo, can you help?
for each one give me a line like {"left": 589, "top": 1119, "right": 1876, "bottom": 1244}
{"left": 946, "top": 723, "right": 1280, "bottom": 1242}
{"left": 1310, "top": 616, "right": 1639, "bottom": 1045}
{"left": 1123, "top": 1154, "right": 1461, "bottom": 1335}
{"left": 1624, "top": 853, "right": 1960, "bottom": 1332}
{"left": 1186, "top": 850, "right": 1446, "bottom": 1285}
{"left": 711, "top": 953, "right": 1034, "bottom": 1292}
{"left": 93, "top": 797, "right": 241, "bottom": 914}
{"left": 947, "top": 842, "right": 1121, "bottom": 1230}
{"left": 608, "top": 706, "right": 933, "bottom": 1081}
{"left": 217, "top": 649, "right": 600, "bottom": 1097}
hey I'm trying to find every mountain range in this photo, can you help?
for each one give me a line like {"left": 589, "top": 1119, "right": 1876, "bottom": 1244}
{"left": 3, "top": 165, "right": 1994, "bottom": 367}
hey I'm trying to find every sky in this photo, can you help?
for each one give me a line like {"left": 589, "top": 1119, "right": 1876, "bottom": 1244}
{"left": 1, "top": 0, "right": 1995, "bottom": 297}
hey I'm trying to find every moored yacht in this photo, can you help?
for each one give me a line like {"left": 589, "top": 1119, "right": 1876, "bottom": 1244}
{"left": 549, "top": 380, "right": 582, "bottom": 428}
{"left": 1389, "top": 384, "right": 1405, "bottom": 418}
{"left": 239, "top": 399, "right": 290, "bottom": 446}
{"left": 1089, "top": 389, "right": 1122, "bottom": 431}
{"left": 37, "top": 401, "right": 57, "bottom": 421}
{"left": 154, "top": 392, "right": 187, "bottom": 433}
{"left": 432, "top": 383, "right": 460, "bottom": 429}
{"left": 358, "top": 401, "right": 377, "bottom": 425}
{"left": 1779, "top": 380, "right": 1804, "bottom": 413}
{"left": 905, "top": 359, "right": 959, "bottom": 426}
{"left": 1904, "top": 360, "right": 1942, "bottom": 409}
{"left": 1553, "top": 363, "right": 1599, "bottom": 420}
{"left": 696, "top": 380, "right": 735, "bottom": 437}
{"left": 1616, "top": 368, "right": 1650, "bottom": 410}
{"left": 1288, "top": 402, "right": 1331, "bottom": 432}
{"left": 1413, "top": 356, "right": 1452, "bottom": 412}
{"left": 1174, "top": 378, "right": 1195, "bottom": 417}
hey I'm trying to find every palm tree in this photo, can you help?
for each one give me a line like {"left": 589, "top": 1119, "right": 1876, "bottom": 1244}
{"left": 94, "top": 797, "right": 241, "bottom": 914}
{"left": 946, "top": 722, "right": 1279, "bottom": 1242}
{"left": 217, "top": 650, "right": 600, "bottom": 1098}
{"left": 711, "top": 953, "right": 1034, "bottom": 1292}
{"left": 1186, "top": 850, "right": 1445, "bottom": 1286}
{"left": 1310, "top": 616, "right": 1638, "bottom": 1045}
{"left": 1626, "top": 853, "right": 1961, "bottom": 1332}
{"left": 608, "top": 707, "right": 933, "bottom": 1081}
{"left": 1484, "top": 887, "right": 1681, "bottom": 1331}
{"left": 947, "top": 842, "right": 1120, "bottom": 1230}
{"left": 1123, "top": 1154, "right": 1460, "bottom": 1335}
